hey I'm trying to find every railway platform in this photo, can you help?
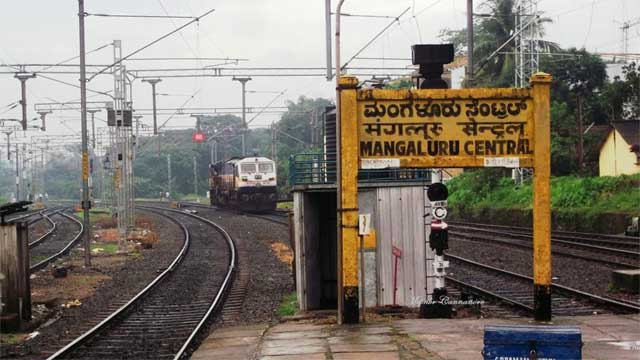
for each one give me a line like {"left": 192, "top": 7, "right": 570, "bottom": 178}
{"left": 191, "top": 314, "right": 640, "bottom": 359}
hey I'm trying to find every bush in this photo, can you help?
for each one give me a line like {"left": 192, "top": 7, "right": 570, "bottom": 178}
{"left": 447, "top": 172, "right": 639, "bottom": 215}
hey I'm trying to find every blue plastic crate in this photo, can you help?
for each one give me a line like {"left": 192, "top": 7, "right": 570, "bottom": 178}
{"left": 483, "top": 325, "right": 582, "bottom": 360}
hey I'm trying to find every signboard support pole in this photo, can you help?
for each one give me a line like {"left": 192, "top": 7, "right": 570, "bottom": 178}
{"left": 338, "top": 76, "right": 360, "bottom": 324}
{"left": 531, "top": 73, "right": 552, "bottom": 321}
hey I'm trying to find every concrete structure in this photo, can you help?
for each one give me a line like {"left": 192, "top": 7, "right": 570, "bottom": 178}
{"left": 290, "top": 106, "right": 437, "bottom": 313}
{"left": 292, "top": 183, "right": 435, "bottom": 311}
{"left": 599, "top": 121, "right": 640, "bottom": 176}
{"left": 191, "top": 314, "right": 640, "bottom": 359}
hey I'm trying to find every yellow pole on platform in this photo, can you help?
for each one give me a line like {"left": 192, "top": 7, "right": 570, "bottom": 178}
{"left": 531, "top": 72, "right": 553, "bottom": 321}
{"left": 338, "top": 75, "right": 360, "bottom": 324}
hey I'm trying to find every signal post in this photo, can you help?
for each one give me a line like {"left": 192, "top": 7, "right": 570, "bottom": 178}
{"left": 336, "top": 44, "right": 552, "bottom": 323}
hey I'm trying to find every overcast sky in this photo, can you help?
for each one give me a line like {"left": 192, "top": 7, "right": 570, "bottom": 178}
{"left": 0, "top": 0, "right": 638, "bottom": 144}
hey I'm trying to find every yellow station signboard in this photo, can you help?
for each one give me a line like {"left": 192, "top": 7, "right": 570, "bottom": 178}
{"left": 357, "top": 88, "right": 535, "bottom": 169}
{"left": 337, "top": 73, "right": 553, "bottom": 323}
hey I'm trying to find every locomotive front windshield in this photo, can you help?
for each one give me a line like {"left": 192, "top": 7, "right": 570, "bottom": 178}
{"left": 240, "top": 163, "right": 256, "bottom": 173}
{"left": 240, "top": 162, "right": 274, "bottom": 173}
{"left": 258, "top": 163, "right": 274, "bottom": 173}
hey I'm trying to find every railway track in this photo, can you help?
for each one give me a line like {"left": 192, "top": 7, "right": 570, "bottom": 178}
{"left": 449, "top": 220, "right": 640, "bottom": 250}
{"left": 47, "top": 205, "right": 236, "bottom": 360}
{"left": 446, "top": 253, "right": 640, "bottom": 316}
{"left": 178, "top": 201, "right": 291, "bottom": 226}
{"left": 30, "top": 210, "right": 84, "bottom": 273}
{"left": 448, "top": 221, "right": 640, "bottom": 268}
{"left": 244, "top": 209, "right": 289, "bottom": 226}
{"left": 28, "top": 209, "right": 59, "bottom": 247}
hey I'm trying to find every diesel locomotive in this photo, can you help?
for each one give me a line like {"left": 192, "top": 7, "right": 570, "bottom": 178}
{"left": 208, "top": 156, "right": 278, "bottom": 211}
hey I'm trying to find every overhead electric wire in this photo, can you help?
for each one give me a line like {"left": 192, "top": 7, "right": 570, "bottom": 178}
{"left": 156, "top": 0, "right": 199, "bottom": 58}
{"left": 86, "top": 13, "right": 197, "bottom": 19}
{"left": 126, "top": 57, "right": 247, "bottom": 61}
{"left": 88, "top": 7, "right": 216, "bottom": 81}
{"left": 341, "top": 7, "right": 411, "bottom": 71}
{"left": 247, "top": 90, "right": 286, "bottom": 125}
{"left": 40, "top": 43, "right": 112, "bottom": 71}
{"left": 157, "top": 89, "right": 201, "bottom": 131}
{"left": 333, "top": 12, "right": 397, "bottom": 19}
{"left": 35, "top": 73, "right": 114, "bottom": 99}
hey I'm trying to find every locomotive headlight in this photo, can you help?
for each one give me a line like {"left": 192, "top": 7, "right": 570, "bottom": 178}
{"left": 241, "top": 176, "right": 248, "bottom": 181}
{"left": 268, "top": 177, "right": 275, "bottom": 181}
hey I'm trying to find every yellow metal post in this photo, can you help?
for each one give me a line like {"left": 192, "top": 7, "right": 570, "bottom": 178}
{"left": 338, "top": 75, "right": 360, "bottom": 323}
{"left": 531, "top": 72, "right": 553, "bottom": 321}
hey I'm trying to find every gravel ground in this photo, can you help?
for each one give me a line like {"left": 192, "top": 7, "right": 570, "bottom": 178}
{"left": 190, "top": 206, "right": 294, "bottom": 326}
{"left": 29, "top": 213, "right": 79, "bottom": 267}
{"left": 1, "top": 210, "right": 183, "bottom": 359}
{"left": 448, "top": 236, "right": 639, "bottom": 304}
{"left": 28, "top": 216, "right": 52, "bottom": 241}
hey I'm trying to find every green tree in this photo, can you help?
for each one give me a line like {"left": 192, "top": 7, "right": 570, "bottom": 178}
{"left": 541, "top": 48, "right": 608, "bottom": 174}
{"left": 439, "top": 0, "right": 558, "bottom": 87}
{"left": 275, "top": 96, "right": 332, "bottom": 190}
{"left": 600, "top": 62, "right": 640, "bottom": 121}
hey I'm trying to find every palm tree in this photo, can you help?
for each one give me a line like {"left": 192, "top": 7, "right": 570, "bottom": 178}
{"left": 471, "top": 0, "right": 559, "bottom": 87}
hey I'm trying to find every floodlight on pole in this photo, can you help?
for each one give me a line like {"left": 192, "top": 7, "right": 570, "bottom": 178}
{"left": 14, "top": 72, "right": 36, "bottom": 131}
{"left": 142, "top": 78, "right": 162, "bottom": 135}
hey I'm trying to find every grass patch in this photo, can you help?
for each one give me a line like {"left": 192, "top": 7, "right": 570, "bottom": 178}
{"left": 277, "top": 201, "right": 293, "bottom": 210}
{"left": 91, "top": 243, "right": 119, "bottom": 254}
{"left": 74, "top": 208, "right": 113, "bottom": 224}
{"left": 179, "top": 194, "right": 205, "bottom": 202}
{"left": 448, "top": 171, "right": 640, "bottom": 215}
{"left": 277, "top": 292, "right": 298, "bottom": 317}
{"left": 1, "top": 333, "right": 19, "bottom": 344}
{"left": 31, "top": 255, "right": 49, "bottom": 263}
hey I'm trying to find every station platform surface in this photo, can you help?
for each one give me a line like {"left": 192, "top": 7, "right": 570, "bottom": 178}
{"left": 191, "top": 314, "right": 640, "bottom": 360}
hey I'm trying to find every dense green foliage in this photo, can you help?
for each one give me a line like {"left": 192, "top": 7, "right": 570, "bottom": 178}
{"left": 440, "top": 0, "right": 640, "bottom": 177}
{"left": 277, "top": 292, "right": 298, "bottom": 317}
{"left": 448, "top": 170, "right": 640, "bottom": 215}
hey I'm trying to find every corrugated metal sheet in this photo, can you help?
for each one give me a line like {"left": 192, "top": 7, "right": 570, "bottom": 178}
{"left": 293, "top": 192, "right": 307, "bottom": 310}
{"left": 376, "top": 186, "right": 431, "bottom": 307}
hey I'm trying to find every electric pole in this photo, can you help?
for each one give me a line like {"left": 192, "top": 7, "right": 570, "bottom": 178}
{"left": 37, "top": 110, "right": 51, "bottom": 131}
{"left": 142, "top": 79, "right": 162, "bottom": 135}
{"left": 78, "top": 0, "right": 92, "bottom": 267}
{"left": 577, "top": 96, "right": 584, "bottom": 171}
{"left": 167, "top": 154, "right": 172, "bottom": 198}
{"left": 87, "top": 109, "right": 101, "bottom": 149}
{"left": 133, "top": 115, "right": 143, "bottom": 152}
{"left": 232, "top": 76, "right": 251, "bottom": 156}
{"left": 2, "top": 130, "right": 12, "bottom": 160}
{"left": 466, "top": 0, "right": 474, "bottom": 85}
{"left": 15, "top": 144, "right": 20, "bottom": 201}
{"left": 14, "top": 72, "right": 36, "bottom": 131}
{"left": 193, "top": 155, "right": 198, "bottom": 198}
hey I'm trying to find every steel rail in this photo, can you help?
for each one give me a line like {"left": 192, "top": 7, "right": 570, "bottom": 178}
{"left": 446, "top": 253, "right": 640, "bottom": 314}
{"left": 180, "top": 202, "right": 289, "bottom": 227}
{"left": 169, "top": 207, "right": 237, "bottom": 359}
{"left": 450, "top": 223, "right": 640, "bottom": 256}
{"left": 27, "top": 209, "right": 58, "bottom": 248}
{"left": 450, "top": 231, "right": 639, "bottom": 269}
{"left": 448, "top": 220, "right": 639, "bottom": 246}
{"left": 46, "top": 208, "right": 191, "bottom": 360}
{"left": 6, "top": 209, "right": 43, "bottom": 223}
{"left": 444, "top": 276, "right": 534, "bottom": 313}
{"left": 30, "top": 212, "right": 84, "bottom": 273}
{"left": 47, "top": 205, "right": 237, "bottom": 360}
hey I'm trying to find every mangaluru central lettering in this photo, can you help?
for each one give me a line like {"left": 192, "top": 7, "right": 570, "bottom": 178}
{"left": 360, "top": 139, "right": 533, "bottom": 157}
